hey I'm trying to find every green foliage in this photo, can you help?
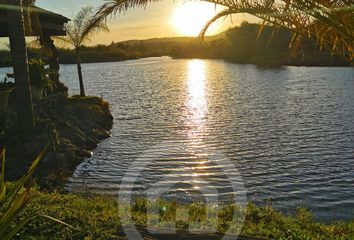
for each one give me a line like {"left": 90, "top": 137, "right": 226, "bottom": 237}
{"left": 55, "top": 6, "right": 109, "bottom": 96}
{"left": 21, "top": 24, "right": 347, "bottom": 66}
{"left": 198, "top": 0, "right": 354, "bottom": 63}
{"left": 0, "top": 77, "right": 14, "bottom": 91}
{"left": 0, "top": 50, "right": 12, "bottom": 67}
{"left": 28, "top": 58, "right": 53, "bottom": 90}
{"left": 22, "top": 191, "right": 120, "bottom": 239}
{"left": 0, "top": 147, "right": 72, "bottom": 240}
{"left": 59, "top": 6, "right": 108, "bottom": 49}
{"left": 0, "top": 147, "right": 44, "bottom": 240}
{"left": 171, "top": 23, "right": 349, "bottom": 66}
{"left": 17, "top": 192, "right": 354, "bottom": 239}
{"left": 1, "top": 24, "right": 347, "bottom": 67}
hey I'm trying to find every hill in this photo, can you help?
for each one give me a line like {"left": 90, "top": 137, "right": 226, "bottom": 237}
{"left": 0, "top": 23, "right": 350, "bottom": 67}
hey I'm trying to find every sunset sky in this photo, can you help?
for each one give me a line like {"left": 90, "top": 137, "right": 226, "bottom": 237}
{"left": 0, "top": 0, "right": 258, "bottom": 48}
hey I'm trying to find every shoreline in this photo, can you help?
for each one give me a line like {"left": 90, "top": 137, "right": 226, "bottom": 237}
{"left": 1, "top": 93, "right": 113, "bottom": 188}
{"left": 53, "top": 56, "right": 354, "bottom": 68}
{"left": 1, "top": 55, "right": 352, "bottom": 69}
{"left": 19, "top": 189, "right": 354, "bottom": 239}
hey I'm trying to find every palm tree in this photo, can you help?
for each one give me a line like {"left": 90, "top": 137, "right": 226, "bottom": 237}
{"left": 94, "top": 0, "right": 353, "bottom": 62}
{"left": 5, "top": 0, "right": 35, "bottom": 133}
{"left": 57, "top": 6, "right": 108, "bottom": 97}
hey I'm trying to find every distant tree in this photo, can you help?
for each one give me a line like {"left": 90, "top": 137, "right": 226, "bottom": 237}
{"left": 57, "top": 6, "right": 108, "bottom": 96}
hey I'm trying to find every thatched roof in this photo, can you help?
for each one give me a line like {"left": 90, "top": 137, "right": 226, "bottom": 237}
{"left": 0, "top": 6, "right": 69, "bottom": 37}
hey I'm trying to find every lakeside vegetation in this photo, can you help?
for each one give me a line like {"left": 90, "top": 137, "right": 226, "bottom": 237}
{"left": 1, "top": 0, "right": 353, "bottom": 239}
{"left": 15, "top": 189, "right": 354, "bottom": 239}
{"left": 46, "top": 22, "right": 354, "bottom": 67}
{"left": 0, "top": 23, "right": 350, "bottom": 68}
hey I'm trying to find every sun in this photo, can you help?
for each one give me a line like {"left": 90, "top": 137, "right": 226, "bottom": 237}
{"left": 170, "top": 2, "right": 220, "bottom": 37}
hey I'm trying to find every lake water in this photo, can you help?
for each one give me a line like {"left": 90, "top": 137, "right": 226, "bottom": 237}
{"left": 1, "top": 57, "right": 353, "bottom": 221}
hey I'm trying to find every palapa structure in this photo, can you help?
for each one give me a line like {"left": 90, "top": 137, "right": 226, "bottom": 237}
{"left": 0, "top": 2, "right": 69, "bottom": 133}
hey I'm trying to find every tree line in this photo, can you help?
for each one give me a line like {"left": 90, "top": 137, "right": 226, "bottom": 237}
{"left": 1, "top": 22, "right": 349, "bottom": 67}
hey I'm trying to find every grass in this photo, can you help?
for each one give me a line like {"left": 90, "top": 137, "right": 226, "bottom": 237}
{"left": 16, "top": 188, "right": 354, "bottom": 239}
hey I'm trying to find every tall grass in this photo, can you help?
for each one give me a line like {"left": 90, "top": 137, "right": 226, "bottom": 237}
{"left": 18, "top": 191, "right": 354, "bottom": 239}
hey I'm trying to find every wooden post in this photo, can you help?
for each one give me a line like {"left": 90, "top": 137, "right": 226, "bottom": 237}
{"left": 6, "top": 0, "right": 35, "bottom": 133}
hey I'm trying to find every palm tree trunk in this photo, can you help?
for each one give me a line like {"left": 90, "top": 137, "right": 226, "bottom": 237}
{"left": 75, "top": 47, "right": 85, "bottom": 96}
{"left": 6, "top": 0, "right": 35, "bottom": 133}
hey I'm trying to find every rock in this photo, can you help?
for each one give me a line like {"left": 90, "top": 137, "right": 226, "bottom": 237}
{"left": 0, "top": 94, "right": 113, "bottom": 188}
{"left": 85, "top": 137, "right": 98, "bottom": 149}
{"left": 92, "top": 128, "right": 111, "bottom": 139}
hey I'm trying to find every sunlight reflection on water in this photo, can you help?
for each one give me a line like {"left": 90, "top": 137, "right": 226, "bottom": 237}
{"left": 186, "top": 59, "right": 208, "bottom": 138}
{"left": 185, "top": 59, "right": 211, "bottom": 194}
{"left": 55, "top": 57, "right": 354, "bottom": 221}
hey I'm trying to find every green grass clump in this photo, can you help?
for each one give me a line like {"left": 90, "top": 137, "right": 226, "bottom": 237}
{"left": 18, "top": 189, "right": 354, "bottom": 239}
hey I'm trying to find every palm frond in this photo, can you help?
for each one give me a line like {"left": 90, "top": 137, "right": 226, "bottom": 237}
{"left": 62, "top": 6, "right": 109, "bottom": 48}
{"left": 199, "top": 8, "right": 238, "bottom": 40}
{"left": 0, "top": 146, "right": 74, "bottom": 239}
{"left": 94, "top": 0, "right": 162, "bottom": 22}
{"left": 52, "top": 36, "right": 74, "bottom": 48}
{"left": 198, "top": 0, "right": 353, "bottom": 62}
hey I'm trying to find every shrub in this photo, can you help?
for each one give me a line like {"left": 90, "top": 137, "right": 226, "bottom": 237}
{"left": 28, "top": 58, "right": 53, "bottom": 91}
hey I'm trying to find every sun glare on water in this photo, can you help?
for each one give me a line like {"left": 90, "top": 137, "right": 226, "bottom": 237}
{"left": 170, "top": 2, "right": 220, "bottom": 36}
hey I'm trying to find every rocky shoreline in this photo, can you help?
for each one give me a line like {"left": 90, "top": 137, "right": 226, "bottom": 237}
{"left": 0, "top": 93, "right": 113, "bottom": 188}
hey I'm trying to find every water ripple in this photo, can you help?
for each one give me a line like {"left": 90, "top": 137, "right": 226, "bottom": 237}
{"left": 50, "top": 57, "right": 354, "bottom": 221}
